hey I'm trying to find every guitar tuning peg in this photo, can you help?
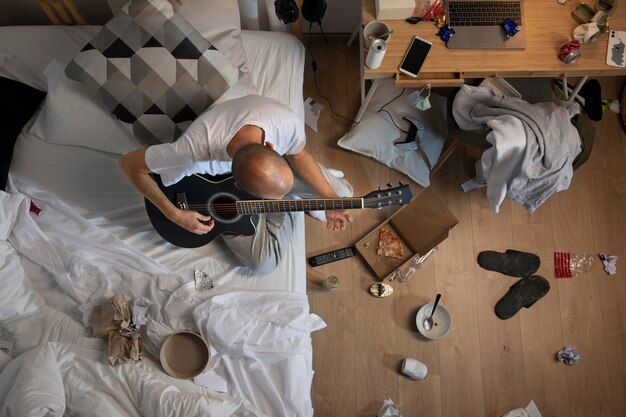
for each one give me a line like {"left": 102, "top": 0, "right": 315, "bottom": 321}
{"left": 386, "top": 183, "right": 392, "bottom": 188}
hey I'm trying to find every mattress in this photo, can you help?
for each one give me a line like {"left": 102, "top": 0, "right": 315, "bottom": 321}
{"left": 1, "top": 26, "right": 307, "bottom": 294}
{"left": 0, "top": 25, "right": 320, "bottom": 417}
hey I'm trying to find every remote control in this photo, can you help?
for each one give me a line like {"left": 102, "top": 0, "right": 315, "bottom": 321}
{"left": 308, "top": 247, "right": 356, "bottom": 267}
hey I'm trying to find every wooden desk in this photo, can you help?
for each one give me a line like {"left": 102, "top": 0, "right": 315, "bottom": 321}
{"left": 355, "top": 0, "right": 626, "bottom": 120}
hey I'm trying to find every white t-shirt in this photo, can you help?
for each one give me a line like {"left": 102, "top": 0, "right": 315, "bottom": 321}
{"left": 145, "top": 95, "right": 306, "bottom": 186}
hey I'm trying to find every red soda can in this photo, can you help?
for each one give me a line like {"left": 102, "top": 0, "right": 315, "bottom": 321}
{"left": 559, "top": 39, "right": 581, "bottom": 64}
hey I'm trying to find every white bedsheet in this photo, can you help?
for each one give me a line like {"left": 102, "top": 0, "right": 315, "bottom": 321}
{"left": 0, "top": 26, "right": 318, "bottom": 417}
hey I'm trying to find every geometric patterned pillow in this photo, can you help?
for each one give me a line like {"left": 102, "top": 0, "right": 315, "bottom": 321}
{"left": 65, "top": 0, "right": 238, "bottom": 143}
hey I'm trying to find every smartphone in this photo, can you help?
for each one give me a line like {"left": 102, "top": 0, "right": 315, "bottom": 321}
{"left": 398, "top": 36, "right": 432, "bottom": 78}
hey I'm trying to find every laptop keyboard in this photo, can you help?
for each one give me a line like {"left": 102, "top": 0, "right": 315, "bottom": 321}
{"left": 448, "top": 1, "right": 522, "bottom": 26}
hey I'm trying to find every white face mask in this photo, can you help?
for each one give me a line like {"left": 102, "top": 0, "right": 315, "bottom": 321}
{"left": 407, "top": 84, "right": 431, "bottom": 111}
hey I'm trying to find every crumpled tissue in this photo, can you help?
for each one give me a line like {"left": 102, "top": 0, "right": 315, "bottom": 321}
{"left": 558, "top": 345, "right": 581, "bottom": 365}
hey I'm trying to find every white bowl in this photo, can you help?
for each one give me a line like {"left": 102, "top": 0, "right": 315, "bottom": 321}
{"left": 416, "top": 303, "right": 452, "bottom": 339}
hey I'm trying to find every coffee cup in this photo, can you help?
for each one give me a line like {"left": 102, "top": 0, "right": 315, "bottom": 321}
{"left": 363, "top": 20, "right": 392, "bottom": 49}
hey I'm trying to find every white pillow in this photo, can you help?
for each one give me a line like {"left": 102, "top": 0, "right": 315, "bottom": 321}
{"left": 29, "top": 60, "right": 144, "bottom": 155}
{"left": 107, "top": 0, "right": 249, "bottom": 75}
{"left": 337, "top": 80, "right": 448, "bottom": 187}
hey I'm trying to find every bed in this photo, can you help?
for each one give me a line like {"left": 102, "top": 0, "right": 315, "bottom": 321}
{"left": 0, "top": 2, "right": 323, "bottom": 416}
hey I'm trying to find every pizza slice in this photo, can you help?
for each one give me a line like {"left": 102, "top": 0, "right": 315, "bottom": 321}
{"left": 377, "top": 227, "right": 405, "bottom": 260}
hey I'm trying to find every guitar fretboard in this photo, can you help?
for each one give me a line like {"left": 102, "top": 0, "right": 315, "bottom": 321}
{"left": 236, "top": 198, "right": 364, "bottom": 214}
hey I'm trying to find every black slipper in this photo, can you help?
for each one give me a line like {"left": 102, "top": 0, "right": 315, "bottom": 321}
{"left": 495, "top": 275, "right": 550, "bottom": 320}
{"left": 477, "top": 249, "right": 540, "bottom": 277}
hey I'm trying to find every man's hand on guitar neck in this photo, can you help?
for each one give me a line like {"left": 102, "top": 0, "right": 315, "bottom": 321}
{"left": 326, "top": 209, "right": 353, "bottom": 232}
{"left": 170, "top": 209, "right": 214, "bottom": 235}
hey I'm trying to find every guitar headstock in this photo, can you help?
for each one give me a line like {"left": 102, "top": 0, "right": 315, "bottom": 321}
{"left": 362, "top": 183, "right": 412, "bottom": 209}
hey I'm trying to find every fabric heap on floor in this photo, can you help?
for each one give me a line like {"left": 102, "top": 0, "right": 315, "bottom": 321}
{"left": 453, "top": 84, "right": 582, "bottom": 212}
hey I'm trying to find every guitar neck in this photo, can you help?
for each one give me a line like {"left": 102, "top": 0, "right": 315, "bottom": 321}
{"left": 236, "top": 198, "right": 365, "bottom": 214}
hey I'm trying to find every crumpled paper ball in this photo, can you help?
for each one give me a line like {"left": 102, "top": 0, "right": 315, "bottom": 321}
{"left": 558, "top": 345, "right": 581, "bottom": 365}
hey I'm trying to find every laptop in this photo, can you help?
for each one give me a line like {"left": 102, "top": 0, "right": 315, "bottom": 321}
{"left": 445, "top": 0, "right": 527, "bottom": 49}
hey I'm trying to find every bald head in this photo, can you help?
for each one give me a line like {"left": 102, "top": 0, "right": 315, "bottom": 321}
{"left": 232, "top": 143, "right": 294, "bottom": 199}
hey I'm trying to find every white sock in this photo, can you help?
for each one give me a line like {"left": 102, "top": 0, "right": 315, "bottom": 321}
{"left": 327, "top": 168, "right": 344, "bottom": 179}
{"left": 308, "top": 210, "right": 327, "bottom": 222}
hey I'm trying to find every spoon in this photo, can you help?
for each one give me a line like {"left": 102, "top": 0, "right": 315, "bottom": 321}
{"left": 367, "top": 30, "right": 394, "bottom": 42}
{"left": 423, "top": 293, "right": 441, "bottom": 331}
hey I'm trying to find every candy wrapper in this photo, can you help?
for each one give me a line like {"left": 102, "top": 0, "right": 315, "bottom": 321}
{"left": 132, "top": 297, "right": 152, "bottom": 328}
{"left": 502, "top": 18, "right": 519, "bottom": 38}
{"left": 195, "top": 269, "right": 215, "bottom": 292}
{"left": 438, "top": 25, "right": 455, "bottom": 42}
{"left": 599, "top": 253, "right": 618, "bottom": 275}
{"left": 558, "top": 345, "right": 581, "bottom": 365}
{"left": 423, "top": 0, "right": 445, "bottom": 21}
{"left": 554, "top": 252, "right": 594, "bottom": 278}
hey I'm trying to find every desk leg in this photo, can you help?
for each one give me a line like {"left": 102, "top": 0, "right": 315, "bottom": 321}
{"left": 355, "top": 79, "right": 381, "bottom": 123}
{"left": 347, "top": 23, "right": 360, "bottom": 47}
{"left": 561, "top": 74, "right": 589, "bottom": 103}
{"left": 567, "top": 75, "right": 588, "bottom": 103}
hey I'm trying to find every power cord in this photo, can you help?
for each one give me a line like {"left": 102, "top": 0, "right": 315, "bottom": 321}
{"left": 308, "top": 22, "right": 359, "bottom": 125}
{"left": 377, "top": 88, "right": 408, "bottom": 133}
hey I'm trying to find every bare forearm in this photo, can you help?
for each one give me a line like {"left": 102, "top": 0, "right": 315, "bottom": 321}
{"left": 288, "top": 149, "right": 353, "bottom": 230}
{"left": 118, "top": 149, "right": 178, "bottom": 220}
{"left": 119, "top": 148, "right": 213, "bottom": 234}
{"left": 287, "top": 150, "right": 337, "bottom": 198}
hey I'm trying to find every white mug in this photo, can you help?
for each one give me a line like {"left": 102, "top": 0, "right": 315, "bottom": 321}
{"left": 363, "top": 20, "right": 392, "bottom": 49}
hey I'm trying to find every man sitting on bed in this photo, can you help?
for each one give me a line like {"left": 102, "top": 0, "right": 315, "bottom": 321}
{"left": 119, "top": 94, "right": 353, "bottom": 274}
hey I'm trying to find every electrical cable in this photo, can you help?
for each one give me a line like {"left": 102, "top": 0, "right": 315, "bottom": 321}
{"left": 377, "top": 87, "right": 408, "bottom": 133}
{"left": 308, "top": 22, "right": 359, "bottom": 125}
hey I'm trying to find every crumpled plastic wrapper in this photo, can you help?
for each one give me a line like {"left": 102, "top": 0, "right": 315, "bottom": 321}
{"left": 558, "top": 345, "right": 581, "bottom": 365}
{"left": 377, "top": 399, "right": 402, "bottom": 417}
{"left": 195, "top": 270, "right": 214, "bottom": 292}
{"left": 599, "top": 253, "right": 618, "bottom": 275}
{"left": 132, "top": 297, "right": 152, "bottom": 328}
{"left": 554, "top": 252, "right": 594, "bottom": 278}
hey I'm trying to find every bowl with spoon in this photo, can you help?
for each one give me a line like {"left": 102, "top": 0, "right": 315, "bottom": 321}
{"left": 416, "top": 294, "right": 451, "bottom": 339}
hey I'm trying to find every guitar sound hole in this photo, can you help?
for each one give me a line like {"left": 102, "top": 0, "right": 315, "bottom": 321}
{"left": 210, "top": 195, "right": 238, "bottom": 220}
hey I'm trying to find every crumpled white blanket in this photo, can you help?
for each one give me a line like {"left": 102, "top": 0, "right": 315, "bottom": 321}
{"left": 453, "top": 84, "right": 581, "bottom": 212}
{"left": 0, "top": 191, "right": 325, "bottom": 417}
{"left": 195, "top": 291, "right": 326, "bottom": 417}
{"left": 0, "top": 342, "right": 261, "bottom": 417}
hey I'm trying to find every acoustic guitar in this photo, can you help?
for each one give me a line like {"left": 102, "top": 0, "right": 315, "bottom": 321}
{"left": 145, "top": 174, "right": 412, "bottom": 248}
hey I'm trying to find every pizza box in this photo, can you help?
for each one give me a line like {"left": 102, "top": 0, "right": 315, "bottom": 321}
{"left": 355, "top": 187, "right": 458, "bottom": 281}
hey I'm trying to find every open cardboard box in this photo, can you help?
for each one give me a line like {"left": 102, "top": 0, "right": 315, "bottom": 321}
{"left": 356, "top": 187, "right": 459, "bottom": 281}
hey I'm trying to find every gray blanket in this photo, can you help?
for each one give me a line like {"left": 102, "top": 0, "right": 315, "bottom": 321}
{"left": 453, "top": 85, "right": 581, "bottom": 212}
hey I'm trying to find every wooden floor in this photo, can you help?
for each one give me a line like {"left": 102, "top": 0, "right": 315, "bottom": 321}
{"left": 302, "top": 36, "right": 626, "bottom": 417}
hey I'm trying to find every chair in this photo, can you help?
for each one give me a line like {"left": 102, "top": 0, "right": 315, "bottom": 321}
{"left": 438, "top": 82, "right": 595, "bottom": 178}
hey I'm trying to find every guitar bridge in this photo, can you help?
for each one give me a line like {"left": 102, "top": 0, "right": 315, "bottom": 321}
{"left": 175, "top": 193, "right": 188, "bottom": 210}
